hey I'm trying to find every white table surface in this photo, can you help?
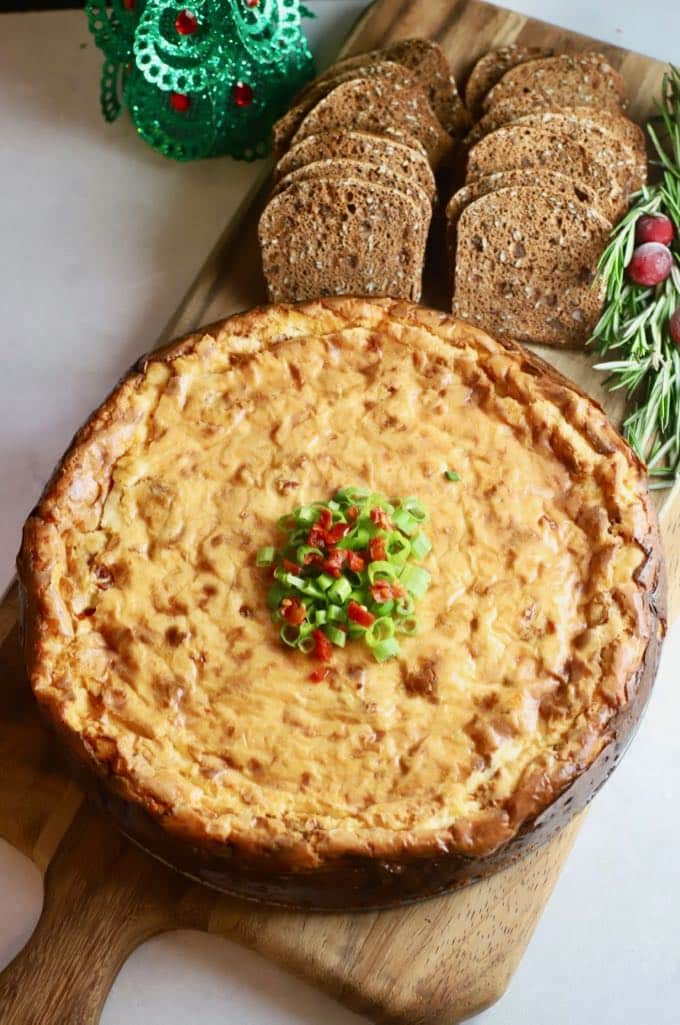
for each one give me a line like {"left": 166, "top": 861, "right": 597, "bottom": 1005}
{"left": 1, "top": 2, "right": 679, "bottom": 1023}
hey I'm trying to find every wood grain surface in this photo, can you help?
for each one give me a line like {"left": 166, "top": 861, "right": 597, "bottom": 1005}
{"left": 0, "top": 2, "right": 676, "bottom": 1023}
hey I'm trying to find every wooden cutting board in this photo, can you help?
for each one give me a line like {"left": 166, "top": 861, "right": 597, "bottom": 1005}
{"left": 1, "top": 2, "right": 677, "bottom": 1023}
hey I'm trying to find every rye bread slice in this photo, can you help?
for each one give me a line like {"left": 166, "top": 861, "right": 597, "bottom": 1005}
{"left": 466, "top": 121, "right": 644, "bottom": 221}
{"left": 464, "top": 45, "right": 553, "bottom": 118}
{"left": 272, "top": 130, "right": 436, "bottom": 201}
{"left": 300, "top": 38, "right": 468, "bottom": 136}
{"left": 482, "top": 51, "right": 628, "bottom": 114}
{"left": 290, "top": 77, "right": 455, "bottom": 170}
{"left": 465, "top": 101, "right": 647, "bottom": 151}
{"left": 273, "top": 61, "right": 416, "bottom": 158}
{"left": 451, "top": 185, "right": 610, "bottom": 347}
{"left": 445, "top": 170, "right": 602, "bottom": 269}
{"left": 271, "top": 159, "right": 433, "bottom": 220}
{"left": 259, "top": 178, "right": 431, "bottom": 303}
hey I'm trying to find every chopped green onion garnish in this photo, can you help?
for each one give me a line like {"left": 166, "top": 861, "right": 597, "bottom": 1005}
{"left": 391, "top": 507, "right": 419, "bottom": 535}
{"left": 444, "top": 469, "right": 460, "bottom": 482}
{"left": 324, "top": 624, "right": 347, "bottom": 647}
{"left": 400, "top": 564, "right": 431, "bottom": 599}
{"left": 328, "top": 576, "right": 352, "bottom": 603}
{"left": 262, "top": 487, "right": 434, "bottom": 665}
{"left": 256, "top": 546, "right": 276, "bottom": 567}
{"left": 315, "top": 572, "right": 335, "bottom": 592}
{"left": 373, "top": 638, "right": 401, "bottom": 662}
{"left": 410, "top": 532, "right": 432, "bottom": 559}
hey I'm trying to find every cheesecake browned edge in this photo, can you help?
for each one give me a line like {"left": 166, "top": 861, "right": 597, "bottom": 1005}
{"left": 16, "top": 298, "right": 667, "bottom": 910}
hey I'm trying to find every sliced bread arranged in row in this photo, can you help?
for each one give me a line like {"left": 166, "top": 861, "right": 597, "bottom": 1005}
{"left": 260, "top": 179, "right": 431, "bottom": 303}
{"left": 260, "top": 38, "right": 461, "bottom": 304}
{"left": 448, "top": 47, "right": 647, "bottom": 346}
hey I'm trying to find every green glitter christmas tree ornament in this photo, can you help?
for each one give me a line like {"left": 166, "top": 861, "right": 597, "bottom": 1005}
{"left": 85, "top": 0, "right": 316, "bottom": 161}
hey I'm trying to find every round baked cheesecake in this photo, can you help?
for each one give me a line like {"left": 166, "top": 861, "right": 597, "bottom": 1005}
{"left": 18, "top": 298, "right": 665, "bottom": 908}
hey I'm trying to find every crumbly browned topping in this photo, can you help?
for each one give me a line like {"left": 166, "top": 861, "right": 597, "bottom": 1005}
{"left": 19, "top": 298, "right": 658, "bottom": 864}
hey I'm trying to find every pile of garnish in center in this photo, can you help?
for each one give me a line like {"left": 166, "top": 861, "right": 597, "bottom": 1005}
{"left": 257, "top": 487, "right": 432, "bottom": 679}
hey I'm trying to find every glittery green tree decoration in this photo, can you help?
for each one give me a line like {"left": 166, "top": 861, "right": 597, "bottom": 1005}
{"left": 85, "top": 0, "right": 315, "bottom": 161}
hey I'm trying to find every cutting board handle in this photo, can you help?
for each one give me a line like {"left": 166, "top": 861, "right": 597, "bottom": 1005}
{"left": 0, "top": 804, "right": 183, "bottom": 1025}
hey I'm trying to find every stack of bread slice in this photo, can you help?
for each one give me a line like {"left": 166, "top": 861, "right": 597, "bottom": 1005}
{"left": 259, "top": 39, "right": 464, "bottom": 304}
{"left": 450, "top": 48, "right": 647, "bottom": 346}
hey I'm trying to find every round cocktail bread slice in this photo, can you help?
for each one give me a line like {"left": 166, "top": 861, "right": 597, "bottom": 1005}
{"left": 271, "top": 158, "right": 433, "bottom": 218}
{"left": 272, "top": 129, "right": 436, "bottom": 201}
{"left": 482, "top": 51, "right": 628, "bottom": 114}
{"left": 290, "top": 77, "right": 455, "bottom": 170}
{"left": 466, "top": 120, "right": 644, "bottom": 221}
{"left": 18, "top": 295, "right": 664, "bottom": 908}
{"left": 465, "top": 101, "right": 647, "bottom": 150}
{"left": 464, "top": 44, "right": 553, "bottom": 118}
{"left": 273, "top": 60, "right": 415, "bottom": 157}
{"left": 302, "top": 37, "right": 468, "bottom": 136}
{"left": 452, "top": 185, "right": 611, "bottom": 346}
{"left": 258, "top": 178, "right": 431, "bottom": 303}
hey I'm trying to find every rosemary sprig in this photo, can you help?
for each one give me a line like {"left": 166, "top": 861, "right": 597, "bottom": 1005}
{"left": 589, "top": 66, "right": 680, "bottom": 487}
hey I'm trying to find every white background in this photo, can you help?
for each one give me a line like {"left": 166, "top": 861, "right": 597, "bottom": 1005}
{"left": 1, "top": 2, "right": 679, "bottom": 1023}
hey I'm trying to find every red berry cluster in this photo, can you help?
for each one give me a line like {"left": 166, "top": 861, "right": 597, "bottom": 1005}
{"left": 626, "top": 214, "right": 679, "bottom": 345}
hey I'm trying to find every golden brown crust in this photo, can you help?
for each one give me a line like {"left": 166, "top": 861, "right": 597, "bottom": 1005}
{"left": 18, "top": 298, "right": 665, "bottom": 907}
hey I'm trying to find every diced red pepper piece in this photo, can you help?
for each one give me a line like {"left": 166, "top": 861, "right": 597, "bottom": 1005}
{"left": 282, "top": 558, "right": 300, "bottom": 574}
{"left": 346, "top": 550, "right": 365, "bottom": 572}
{"left": 322, "top": 548, "right": 347, "bottom": 578}
{"left": 347, "top": 600, "right": 375, "bottom": 627}
{"left": 318, "top": 508, "right": 333, "bottom": 530}
{"left": 280, "top": 597, "right": 307, "bottom": 626}
{"left": 370, "top": 506, "right": 393, "bottom": 530}
{"left": 326, "top": 521, "right": 351, "bottom": 544}
{"left": 307, "top": 525, "right": 327, "bottom": 549}
{"left": 346, "top": 505, "right": 359, "bottom": 521}
{"left": 309, "top": 666, "right": 330, "bottom": 683}
{"left": 368, "top": 536, "right": 387, "bottom": 562}
{"left": 313, "top": 629, "right": 333, "bottom": 661}
{"left": 370, "top": 580, "right": 393, "bottom": 604}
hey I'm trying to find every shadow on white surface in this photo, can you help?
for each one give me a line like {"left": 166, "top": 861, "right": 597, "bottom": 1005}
{"left": 101, "top": 929, "right": 367, "bottom": 1025}
{"left": 0, "top": 839, "right": 43, "bottom": 972}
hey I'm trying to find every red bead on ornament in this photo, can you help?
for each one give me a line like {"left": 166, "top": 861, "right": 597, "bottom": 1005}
{"left": 175, "top": 9, "right": 199, "bottom": 35}
{"left": 170, "top": 92, "right": 191, "bottom": 113}
{"left": 123, "top": 0, "right": 135, "bottom": 10}
{"left": 244, "top": 0, "right": 260, "bottom": 7}
{"left": 233, "top": 81, "right": 254, "bottom": 107}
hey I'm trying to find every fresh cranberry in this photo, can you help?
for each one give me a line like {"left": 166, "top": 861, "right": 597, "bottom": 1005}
{"left": 670, "top": 308, "right": 680, "bottom": 346}
{"left": 626, "top": 243, "right": 674, "bottom": 287}
{"left": 635, "top": 214, "right": 674, "bottom": 247}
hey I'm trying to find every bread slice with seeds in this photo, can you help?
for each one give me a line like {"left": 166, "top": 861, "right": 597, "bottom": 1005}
{"left": 271, "top": 158, "right": 434, "bottom": 221}
{"left": 482, "top": 51, "right": 628, "bottom": 114}
{"left": 464, "top": 44, "right": 553, "bottom": 118}
{"left": 273, "top": 61, "right": 416, "bottom": 158}
{"left": 445, "top": 170, "right": 602, "bottom": 269}
{"left": 272, "top": 129, "right": 436, "bottom": 201}
{"left": 299, "top": 38, "right": 468, "bottom": 136}
{"left": 290, "top": 77, "right": 455, "bottom": 170}
{"left": 259, "top": 178, "right": 431, "bottom": 303}
{"left": 465, "top": 101, "right": 647, "bottom": 150}
{"left": 451, "top": 185, "right": 610, "bottom": 347}
{"left": 466, "top": 120, "right": 645, "bottom": 221}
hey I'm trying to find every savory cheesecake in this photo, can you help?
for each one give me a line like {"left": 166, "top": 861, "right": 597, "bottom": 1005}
{"left": 18, "top": 298, "right": 665, "bottom": 908}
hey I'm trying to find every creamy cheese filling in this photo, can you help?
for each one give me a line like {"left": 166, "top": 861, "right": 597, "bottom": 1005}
{"left": 31, "top": 305, "right": 651, "bottom": 857}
